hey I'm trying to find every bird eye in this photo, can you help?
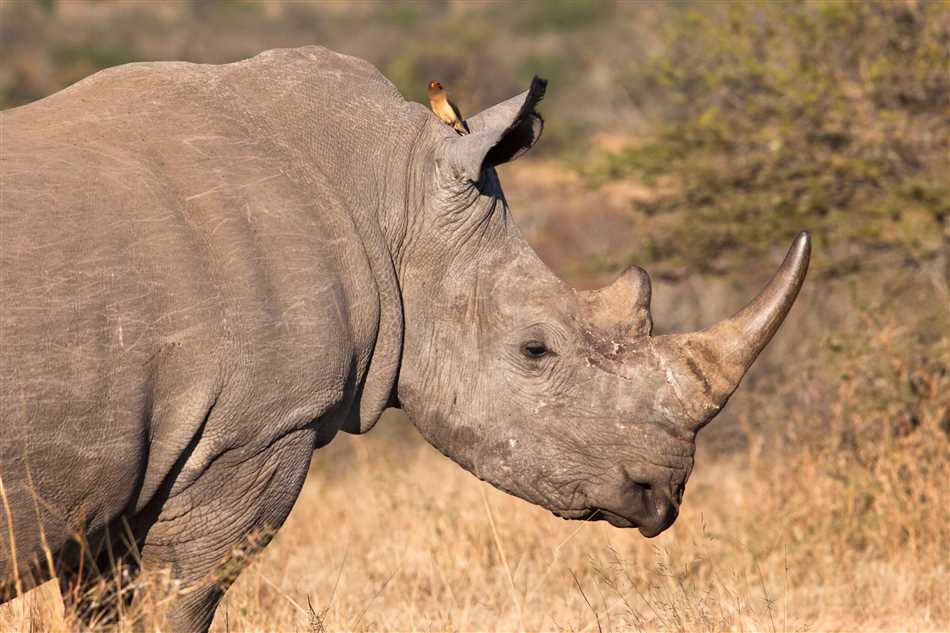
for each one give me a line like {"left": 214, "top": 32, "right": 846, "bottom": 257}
{"left": 521, "top": 341, "right": 550, "bottom": 359}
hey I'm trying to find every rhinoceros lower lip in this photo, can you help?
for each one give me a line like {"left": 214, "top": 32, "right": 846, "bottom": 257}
{"left": 591, "top": 509, "right": 638, "bottom": 529}
{"left": 552, "top": 508, "right": 638, "bottom": 529}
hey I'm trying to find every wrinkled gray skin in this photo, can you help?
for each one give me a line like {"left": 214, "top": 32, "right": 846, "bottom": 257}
{"left": 0, "top": 47, "right": 809, "bottom": 631}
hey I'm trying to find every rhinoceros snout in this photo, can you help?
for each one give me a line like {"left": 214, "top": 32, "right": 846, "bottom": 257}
{"left": 631, "top": 476, "right": 684, "bottom": 537}
{"left": 589, "top": 477, "right": 683, "bottom": 537}
{"left": 634, "top": 482, "right": 681, "bottom": 537}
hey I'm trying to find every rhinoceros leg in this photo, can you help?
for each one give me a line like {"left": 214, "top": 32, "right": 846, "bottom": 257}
{"left": 131, "top": 428, "right": 315, "bottom": 633}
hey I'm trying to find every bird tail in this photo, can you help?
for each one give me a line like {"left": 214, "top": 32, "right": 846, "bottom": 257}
{"left": 455, "top": 119, "right": 470, "bottom": 135}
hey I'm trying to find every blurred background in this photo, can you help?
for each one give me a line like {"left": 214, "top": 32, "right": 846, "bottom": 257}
{"left": 1, "top": 1, "right": 948, "bottom": 631}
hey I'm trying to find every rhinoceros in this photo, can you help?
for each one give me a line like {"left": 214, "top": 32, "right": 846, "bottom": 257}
{"left": 0, "top": 46, "right": 809, "bottom": 631}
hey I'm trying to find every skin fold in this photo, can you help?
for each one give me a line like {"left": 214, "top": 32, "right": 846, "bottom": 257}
{"left": 0, "top": 46, "right": 809, "bottom": 632}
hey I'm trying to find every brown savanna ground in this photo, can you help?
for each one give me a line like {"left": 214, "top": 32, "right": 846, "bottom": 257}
{"left": 3, "top": 398, "right": 948, "bottom": 632}
{"left": 2, "top": 1, "right": 948, "bottom": 631}
{"left": 2, "top": 160, "right": 947, "bottom": 632}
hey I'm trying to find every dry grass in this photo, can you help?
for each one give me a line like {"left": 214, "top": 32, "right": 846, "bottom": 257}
{"left": 2, "top": 3, "right": 947, "bottom": 630}
{"left": 1, "top": 249, "right": 948, "bottom": 633}
{"left": 1, "top": 157, "right": 946, "bottom": 633}
{"left": 2, "top": 340, "right": 947, "bottom": 632}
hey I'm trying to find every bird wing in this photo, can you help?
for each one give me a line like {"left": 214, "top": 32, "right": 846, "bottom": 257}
{"left": 447, "top": 97, "right": 464, "bottom": 122}
{"left": 432, "top": 96, "right": 458, "bottom": 125}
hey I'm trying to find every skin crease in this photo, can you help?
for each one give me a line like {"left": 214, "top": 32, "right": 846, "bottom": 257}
{"left": 0, "top": 47, "right": 808, "bottom": 632}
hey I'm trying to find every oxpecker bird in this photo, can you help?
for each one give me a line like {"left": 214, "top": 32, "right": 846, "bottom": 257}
{"left": 427, "top": 80, "right": 469, "bottom": 135}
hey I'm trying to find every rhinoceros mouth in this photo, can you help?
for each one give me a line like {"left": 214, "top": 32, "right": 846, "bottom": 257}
{"left": 552, "top": 507, "right": 676, "bottom": 537}
{"left": 552, "top": 507, "right": 638, "bottom": 529}
{"left": 590, "top": 509, "right": 639, "bottom": 529}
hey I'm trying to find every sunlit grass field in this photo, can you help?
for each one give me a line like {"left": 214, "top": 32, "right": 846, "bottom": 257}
{"left": 3, "top": 381, "right": 947, "bottom": 633}
{"left": 1, "top": 126, "right": 947, "bottom": 633}
{"left": 2, "top": 2, "right": 947, "bottom": 630}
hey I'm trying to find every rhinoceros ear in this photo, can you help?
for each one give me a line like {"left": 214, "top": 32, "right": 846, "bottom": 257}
{"left": 441, "top": 76, "right": 547, "bottom": 182}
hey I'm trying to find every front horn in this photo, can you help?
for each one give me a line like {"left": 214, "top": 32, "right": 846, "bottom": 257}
{"left": 663, "top": 232, "right": 811, "bottom": 421}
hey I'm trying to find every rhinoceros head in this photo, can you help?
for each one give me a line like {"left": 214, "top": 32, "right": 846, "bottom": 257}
{"left": 393, "top": 78, "right": 809, "bottom": 537}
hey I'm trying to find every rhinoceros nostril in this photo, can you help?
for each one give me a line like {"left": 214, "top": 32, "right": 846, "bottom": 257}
{"left": 628, "top": 480, "right": 654, "bottom": 507}
{"left": 631, "top": 479, "right": 653, "bottom": 493}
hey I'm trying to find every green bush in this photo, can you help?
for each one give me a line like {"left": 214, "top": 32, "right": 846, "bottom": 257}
{"left": 593, "top": 1, "right": 949, "bottom": 277}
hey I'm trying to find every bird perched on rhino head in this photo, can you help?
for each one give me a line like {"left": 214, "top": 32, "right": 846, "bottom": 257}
{"left": 427, "top": 80, "right": 469, "bottom": 135}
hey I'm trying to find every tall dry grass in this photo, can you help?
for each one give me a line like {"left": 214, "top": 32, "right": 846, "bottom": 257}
{"left": 1, "top": 145, "right": 946, "bottom": 633}
{"left": 2, "top": 318, "right": 947, "bottom": 632}
{"left": 2, "top": 2, "right": 947, "bottom": 630}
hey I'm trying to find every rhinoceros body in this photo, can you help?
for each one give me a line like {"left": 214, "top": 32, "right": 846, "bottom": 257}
{"left": 0, "top": 47, "right": 808, "bottom": 631}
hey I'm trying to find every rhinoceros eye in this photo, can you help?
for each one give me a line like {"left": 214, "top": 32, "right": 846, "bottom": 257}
{"left": 521, "top": 340, "right": 550, "bottom": 359}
